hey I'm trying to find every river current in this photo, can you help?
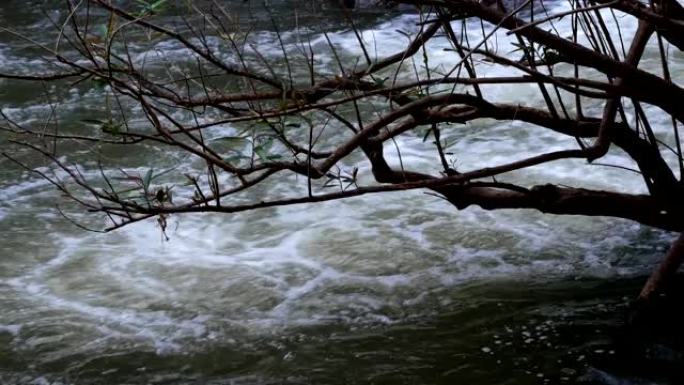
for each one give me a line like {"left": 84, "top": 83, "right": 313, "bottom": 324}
{"left": 1, "top": 1, "right": 682, "bottom": 384}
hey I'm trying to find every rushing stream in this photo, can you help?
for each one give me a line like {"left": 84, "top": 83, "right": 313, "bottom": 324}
{"left": 1, "top": 1, "right": 683, "bottom": 384}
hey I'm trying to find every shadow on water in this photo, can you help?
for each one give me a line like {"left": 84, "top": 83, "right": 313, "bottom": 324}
{"left": 2, "top": 276, "right": 684, "bottom": 385}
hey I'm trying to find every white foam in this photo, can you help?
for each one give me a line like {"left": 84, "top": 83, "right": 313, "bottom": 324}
{"left": 0, "top": 4, "right": 679, "bottom": 366}
{"left": 0, "top": 324, "right": 21, "bottom": 336}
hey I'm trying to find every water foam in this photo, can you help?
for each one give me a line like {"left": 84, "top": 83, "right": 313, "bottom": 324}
{"left": 0, "top": 4, "right": 678, "bottom": 370}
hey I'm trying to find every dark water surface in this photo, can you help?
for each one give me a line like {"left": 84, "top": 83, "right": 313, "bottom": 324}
{"left": 0, "top": 278, "right": 676, "bottom": 385}
{"left": 1, "top": 1, "right": 683, "bottom": 384}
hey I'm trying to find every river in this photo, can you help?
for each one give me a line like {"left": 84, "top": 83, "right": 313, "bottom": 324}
{"left": 0, "top": 1, "right": 682, "bottom": 384}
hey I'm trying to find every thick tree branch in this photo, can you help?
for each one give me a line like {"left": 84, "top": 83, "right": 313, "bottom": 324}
{"left": 441, "top": 184, "right": 682, "bottom": 231}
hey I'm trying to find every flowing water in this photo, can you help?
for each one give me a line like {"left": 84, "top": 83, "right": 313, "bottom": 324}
{"left": 1, "top": 1, "right": 683, "bottom": 384}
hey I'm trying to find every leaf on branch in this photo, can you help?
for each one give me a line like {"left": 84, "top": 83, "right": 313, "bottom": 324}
{"left": 154, "top": 186, "right": 173, "bottom": 204}
{"left": 142, "top": 168, "right": 154, "bottom": 192}
{"left": 134, "top": 0, "right": 169, "bottom": 15}
{"left": 210, "top": 136, "right": 251, "bottom": 144}
{"left": 370, "top": 75, "right": 390, "bottom": 87}
{"left": 251, "top": 137, "right": 283, "bottom": 162}
{"left": 80, "top": 119, "right": 122, "bottom": 135}
{"left": 422, "top": 127, "right": 433, "bottom": 143}
{"left": 91, "top": 77, "right": 109, "bottom": 90}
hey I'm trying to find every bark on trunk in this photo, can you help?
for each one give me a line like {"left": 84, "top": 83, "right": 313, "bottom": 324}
{"left": 638, "top": 232, "right": 684, "bottom": 302}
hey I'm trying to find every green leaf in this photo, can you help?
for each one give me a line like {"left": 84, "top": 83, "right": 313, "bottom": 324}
{"left": 254, "top": 147, "right": 270, "bottom": 161}
{"left": 371, "top": 75, "right": 389, "bottom": 87}
{"left": 166, "top": 187, "right": 173, "bottom": 204}
{"left": 91, "top": 77, "right": 109, "bottom": 90}
{"left": 210, "top": 136, "right": 250, "bottom": 144}
{"left": 81, "top": 119, "right": 106, "bottom": 125}
{"left": 148, "top": 0, "right": 168, "bottom": 11}
{"left": 422, "top": 127, "right": 432, "bottom": 142}
{"left": 278, "top": 100, "right": 290, "bottom": 111}
{"left": 134, "top": 0, "right": 168, "bottom": 16}
{"left": 142, "top": 168, "right": 154, "bottom": 191}
{"left": 101, "top": 121, "right": 121, "bottom": 135}
{"left": 224, "top": 154, "right": 251, "bottom": 164}
{"left": 253, "top": 137, "right": 274, "bottom": 161}
{"left": 151, "top": 167, "right": 176, "bottom": 181}
{"left": 98, "top": 24, "right": 108, "bottom": 38}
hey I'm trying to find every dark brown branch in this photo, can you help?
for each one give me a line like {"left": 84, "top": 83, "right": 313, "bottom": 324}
{"left": 638, "top": 231, "right": 684, "bottom": 302}
{"left": 441, "top": 184, "right": 682, "bottom": 232}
